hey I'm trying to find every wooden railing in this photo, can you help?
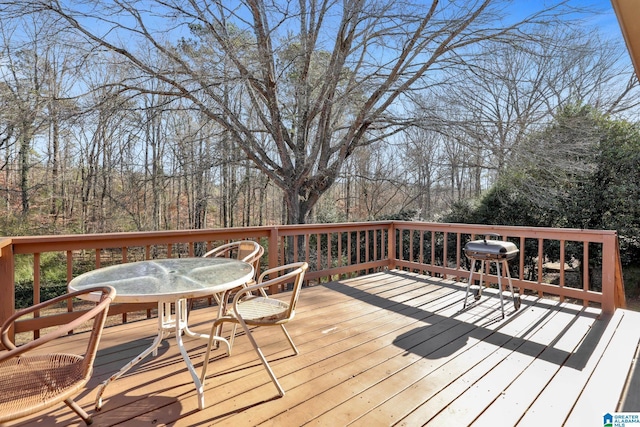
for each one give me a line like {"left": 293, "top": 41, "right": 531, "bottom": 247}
{"left": 0, "top": 221, "right": 626, "bottom": 341}
{"left": 390, "top": 222, "right": 625, "bottom": 314}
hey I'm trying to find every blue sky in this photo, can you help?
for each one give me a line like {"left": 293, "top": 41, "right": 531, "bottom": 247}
{"left": 509, "top": 0, "right": 623, "bottom": 38}
{"left": 573, "top": 0, "right": 624, "bottom": 37}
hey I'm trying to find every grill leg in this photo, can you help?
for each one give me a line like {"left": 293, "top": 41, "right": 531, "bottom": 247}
{"left": 496, "top": 261, "right": 506, "bottom": 319}
{"left": 465, "top": 259, "right": 487, "bottom": 309}
{"left": 497, "top": 260, "right": 522, "bottom": 318}
{"left": 465, "top": 254, "right": 519, "bottom": 318}
{"left": 464, "top": 260, "right": 477, "bottom": 309}
{"left": 477, "top": 261, "right": 486, "bottom": 299}
{"left": 503, "top": 261, "right": 521, "bottom": 311}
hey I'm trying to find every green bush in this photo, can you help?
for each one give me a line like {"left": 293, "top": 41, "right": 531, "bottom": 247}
{"left": 15, "top": 282, "right": 68, "bottom": 308}
{"left": 14, "top": 252, "right": 69, "bottom": 308}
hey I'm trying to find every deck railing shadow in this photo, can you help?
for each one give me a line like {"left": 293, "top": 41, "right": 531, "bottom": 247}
{"left": 324, "top": 270, "right": 607, "bottom": 371}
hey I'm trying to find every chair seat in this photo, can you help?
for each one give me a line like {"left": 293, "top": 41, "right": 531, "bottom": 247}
{"left": 0, "top": 286, "right": 114, "bottom": 425}
{"left": 0, "top": 354, "right": 86, "bottom": 421}
{"left": 201, "top": 262, "right": 308, "bottom": 402}
{"left": 235, "top": 297, "right": 290, "bottom": 323}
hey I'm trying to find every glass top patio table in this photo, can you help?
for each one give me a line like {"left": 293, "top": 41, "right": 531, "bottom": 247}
{"left": 69, "top": 257, "right": 253, "bottom": 303}
{"left": 68, "top": 257, "right": 254, "bottom": 411}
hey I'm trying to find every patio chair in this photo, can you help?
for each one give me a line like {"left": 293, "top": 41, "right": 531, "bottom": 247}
{"left": 204, "top": 240, "right": 263, "bottom": 272}
{"left": 203, "top": 239, "right": 262, "bottom": 263}
{"left": 202, "top": 240, "right": 264, "bottom": 304}
{"left": 200, "top": 261, "right": 308, "bottom": 398}
{"left": 188, "top": 240, "right": 264, "bottom": 342}
{"left": 0, "top": 286, "right": 115, "bottom": 425}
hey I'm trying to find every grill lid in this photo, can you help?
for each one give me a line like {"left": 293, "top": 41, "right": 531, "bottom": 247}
{"left": 464, "top": 239, "right": 519, "bottom": 260}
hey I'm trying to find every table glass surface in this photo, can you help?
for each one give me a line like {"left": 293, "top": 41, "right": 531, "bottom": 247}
{"left": 68, "top": 257, "right": 253, "bottom": 303}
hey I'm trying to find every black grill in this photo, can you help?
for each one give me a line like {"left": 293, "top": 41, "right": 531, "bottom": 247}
{"left": 463, "top": 237, "right": 521, "bottom": 318}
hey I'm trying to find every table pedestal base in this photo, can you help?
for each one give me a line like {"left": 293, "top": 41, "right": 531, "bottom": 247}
{"left": 95, "top": 299, "right": 229, "bottom": 411}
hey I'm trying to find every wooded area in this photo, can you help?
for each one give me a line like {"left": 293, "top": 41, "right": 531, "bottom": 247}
{"left": 0, "top": 0, "right": 638, "bottom": 236}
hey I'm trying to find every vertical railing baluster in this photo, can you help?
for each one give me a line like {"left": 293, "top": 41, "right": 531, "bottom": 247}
{"left": 559, "top": 240, "right": 565, "bottom": 303}
{"left": 304, "top": 234, "right": 310, "bottom": 265}
{"left": 33, "top": 253, "right": 41, "bottom": 340}
{"left": 443, "top": 232, "right": 448, "bottom": 279}
{"left": 519, "top": 236, "right": 525, "bottom": 281}
{"left": 365, "top": 229, "right": 370, "bottom": 269}
{"left": 338, "top": 231, "right": 342, "bottom": 269}
{"left": 347, "top": 231, "right": 352, "bottom": 268}
{"left": 316, "top": 233, "right": 321, "bottom": 273}
{"left": 327, "top": 233, "right": 332, "bottom": 275}
{"left": 537, "top": 239, "right": 544, "bottom": 297}
{"left": 583, "top": 241, "right": 590, "bottom": 295}
{"left": 357, "top": 231, "right": 361, "bottom": 268}
{"left": 430, "top": 231, "right": 436, "bottom": 274}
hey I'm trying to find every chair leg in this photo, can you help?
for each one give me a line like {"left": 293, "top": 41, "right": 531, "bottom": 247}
{"left": 280, "top": 325, "right": 299, "bottom": 355}
{"left": 200, "top": 321, "right": 231, "bottom": 386}
{"left": 65, "top": 398, "right": 92, "bottom": 425}
{"left": 212, "top": 294, "right": 226, "bottom": 350}
{"left": 237, "top": 319, "right": 285, "bottom": 397}
{"left": 229, "top": 323, "right": 239, "bottom": 352}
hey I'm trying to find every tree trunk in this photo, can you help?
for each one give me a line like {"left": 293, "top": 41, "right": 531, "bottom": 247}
{"left": 50, "top": 115, "right": 60, "bottom": 219}
{"left": 19, "top": 131, "right": 30, "bottom": 215}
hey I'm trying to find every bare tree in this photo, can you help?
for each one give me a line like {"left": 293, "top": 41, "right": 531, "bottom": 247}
{"left": 40, "top": 43, "right": 81, "bottom": 223}
{"left": 2, "top": 0, "right": 575, "bottom": 224}
{"left": 401, "top": 127, "right": 442, "bottom": 219}
{"left": 436, "top": 25, "right": 639, "bottom": 183}
{"left": 0, "top": 17, "right": 52, "bottom": 215}
{"left": 0, "top": 15, "right": 86, "bottom": 228}
{"left": 71, "top": 59, "right": 145, "bottom": 232}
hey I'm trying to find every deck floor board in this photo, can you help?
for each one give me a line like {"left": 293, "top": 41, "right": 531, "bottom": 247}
{"left": 6, "top": 271, "right": 640, "bottom": 426}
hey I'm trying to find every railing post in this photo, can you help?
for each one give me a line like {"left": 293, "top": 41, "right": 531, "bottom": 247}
{"left": 268, "top": 227, "right": 279, "bottom": 271}
{"left": 615, "top": 240, "right": 626, "bottom": 309}
{"left": 0, "top": 240, "right": 15, "bottom": 346}
{"left": 601, "top": 232, "right": 618, "bottom": 315}
{"left": 388, "top": 222, "right": 396, "bottom": 270}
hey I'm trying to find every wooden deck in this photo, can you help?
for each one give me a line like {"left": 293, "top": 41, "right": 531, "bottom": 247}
{"left": 7, "top": 270, "right": 640, "bottom": 426}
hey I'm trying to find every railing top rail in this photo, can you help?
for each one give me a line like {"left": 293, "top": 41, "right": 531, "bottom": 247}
{"left": 8, "top": 227, "right": 274, "bottom": 254}
{"left": 391, "top": 221, "right": 618, "bottom": 240}
{"left": 5, "top": 220, "right": 619, "bottom": 253}
{"left": 7, "top": 222, "right": 395, "bottom": 254}
{"left": 272, "top": 222, "right": 391, "bottom": 235}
